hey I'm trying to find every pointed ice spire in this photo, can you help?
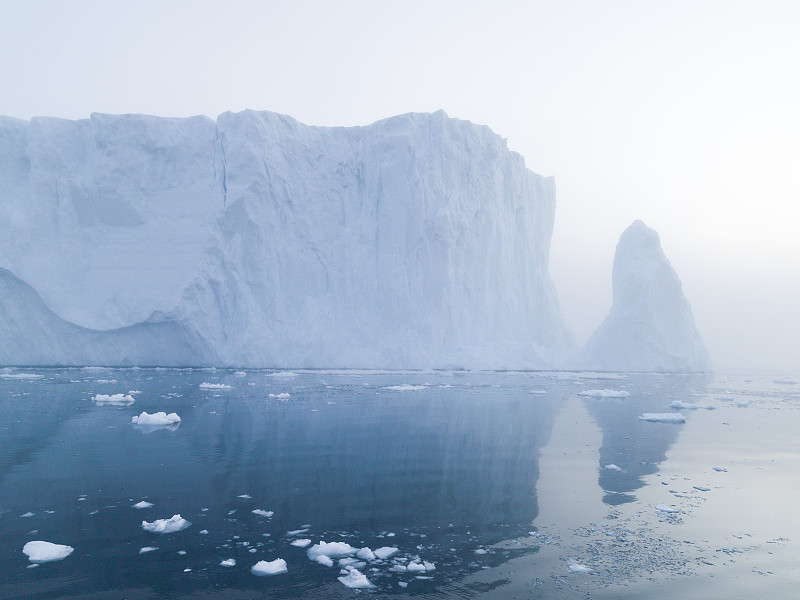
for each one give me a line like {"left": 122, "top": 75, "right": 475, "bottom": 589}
{"left": 583, "top": 220, "right": 711, "bottom": 372}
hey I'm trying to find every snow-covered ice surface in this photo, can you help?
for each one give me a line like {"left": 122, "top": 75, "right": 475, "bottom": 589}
{"left": 2, "top": 369, "right": 800, "bottom": 599}
{"left": 22, "top": 541, "right": 74, "bottom": 562}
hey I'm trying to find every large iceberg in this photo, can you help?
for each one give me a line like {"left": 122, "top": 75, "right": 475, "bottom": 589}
{"left": 582, "top": 221, "right": 711, "bottom": 372}
{"left": 0, "top": 110, "right": 572, "bottom": 369}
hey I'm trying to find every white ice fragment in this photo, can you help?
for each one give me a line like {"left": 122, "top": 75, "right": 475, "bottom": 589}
{"left": 139, "top": 546, "right": 157, "bottom": 554}
{"left": 339, "top": 557, "right": 366, "bottom": 569}
{"left": 132, "top": 411, "right": 181, "bottom": 426}
{"left": 338, "top": 568, "right": 375, "bottom": 589}
{"left": 0, "top": 373, "right": 43, "bottom": 379}
{"left": 128, "top": 390, "right": 142, "bottom": 394}
{"left": 639, "top": 413, "right": 685, "bottom": 423}
{"left": 234, "top": 371, "right": 247, "bottom": 376}
{"left": 655, "top": 504, "right": 680, "bottom": 513}
{"left": 252, "top": 509, "right": 274, "bottom": 517}
{"left": 474, "top": 548, "right": 488, "bottom": 555}
{"left": 568, "top": 563, "right": 593, "bottom": 573}
{"left": 21, "top": 512, "right": 34, "bottom": 518}
{"left": 199, "top": 529, "right": 209, "bottom": 534}
{"left": 268, "top": 393, "right": 290, "bottom": 399}
{"left": 530, "top": 389, "right": 547, "bottom": 395}
{"left": 423, "top": 561, "right": 435, "bottom": 571}
{"left": 199, "top": 382, "right": 231, "bottom": 390}
{"left": 133, "top": 501, "right": 153, "bottom": 509}
{"left": 93, "top": 393, "right": 135, "bottom": 405}
{"left": 373, "top": 546, "right": 399, "bottom": 560}
{"left": 220, "top": 558, "right": 236, "bottom": 567}
{"left": 604, "top": 464, "right": 623, "bottom": 471}
{"left": 142, "top": 514, "right": 191, "bottom": 534}
{"left": 356, "top": 547, "right": 375, "bottom": 561}
{"left": 383, "top": 384, "right": 427, "bottom": 391}
{"left": 399, "top": 581, "right": 408, "bottom": 588}
{"left": 578, "top": 389, "right": 631, "bottom": 398}
{"left": 291, "top": 539, "right": 312, "bottom": 548}
{"left": 307, "top": 541, "right": 358, "bottom": 563}
{"left": 237, "top": 494, "right": 251, "bottom": 499}
{"left": 268, "top": 371, "right": 298, "bottom": 378}
{"left": 251, "top": 558, "right": 287, "bottom": 576}
{"left": 23, "top": 541, "right": 74, "bottom": 562}
{"left": 314, "top": 555, "right": 334, "bottom": 567}
{"left": 407, "top": 561, "right": 426, "bottom": 572}
{"left": 670, "top": 400, "right": 715, "bottom": 410}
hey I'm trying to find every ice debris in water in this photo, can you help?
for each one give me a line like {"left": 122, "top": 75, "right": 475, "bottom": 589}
{"left": 291, "top": 539, "right": 312, "bottom": 548}
{"left": 252, "top": 509, "right": 274, "bottom": 517}
{"left": 23, "top": 541, "right": 74, "bottom": 562}
{"left": 251, "top": 558, "right": 288, "bottom": 576}
{"left": 234, "top": 371, "right": 247, "bottom": 376}
{"left": 356, "top": 547, "right": 375, "bottom": 560}
{"left": 92, "top": 393, "right": 135, "bottom": 405}
{"left": 639, "top": 413, "right": 685, "bottom": 423}
{"left": 220, "top": 558, "right": 236, "bottom": 567}
{"left": 338, "top": 568, "right": 375, "bottom": 589}
{"left": 604, "top": 464, "right": 624, "bottom": 471}
{"left": 268, "top": 393, "right": 290, "bottom": 399}
{"left": 139, "top": 547, "right": 157, "bottom": 554}
{"left": 199, "top": 382, "right": 231, "bottom": 390}
{"left": 373, "top": 546, "right": 399, "bottom": 560}
{"left": 21, "top": 512, "right": 34, "bottom": 518}
{"left": 0, "top": 373, "right": 43, "bottom": 379}
{"left": 132, "top": 411, "right": 181, "bottom": 426}
{"left": 142, "top": 514, "right": 191, "bottom": 533}
{"left": 474, "top": 548, "right": 488, "bottom": 555}
{"left": 383, "top": 384, "right": 428, "bottom": 391}
{"left": 670, "top": 400, "right": 715, "bottom": 410}
{"left": 568, "top": 561, "right": 593, "bottom": 573}
{"left": 307, "top": 541, "right": 359, "bottom": 566}
{"left": 237, "top": 494, "right": 251, "bottom": 499}
{"left": 132, "top": 501, "right": 153, "bottom": 509}
{"left": 578, "top": 389, "right": 631, "bottom": 398}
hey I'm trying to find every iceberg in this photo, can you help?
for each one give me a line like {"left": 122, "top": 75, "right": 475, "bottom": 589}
{"left": 251, "top": 558, "right": 287, "bottom": 576}
{"left": 0, "top": 110, "right": 571, "bottom": 369}
{"left": 132, "top": 411, "right": 181, "bottom": 426}
{"left": 141, "top": 514, "right": 191, "bottom": 533}
{"left": 639, "top": 413, "right": 686, "bottom": 423}
{"left": 93, "top": 393, "right": 135, "bottom": 405}
{"left": 582, "top": 221, "right": 711, "bottom": 372}
{"left": 338, "top": 568, "right": 375, "bottom": 589}
{"left": 22, "top": 541, "right": 74, "bottom": 562}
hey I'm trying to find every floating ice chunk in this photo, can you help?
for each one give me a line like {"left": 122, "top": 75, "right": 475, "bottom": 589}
{"left": 287, "top": 528, "right": 309, "bottom": 536}
{"left": 670, "top": 400, "right": 715, "bottom": 410}
{"left": 142, "top": 514, "right": 191, "bottom": 534}
{"left": 530, "top": 389, "right": 547, "bottom": 395}
{"left": 356, "top": 547, "right": 375, "bottom": 560}
{"left": 474, "top": 548, "right": 488, "bottom": 555}
{"left": 199, "top": 383, "right": 231, "bottom": 390}
{"left": 139, "top": 546, "right": 157, "bottom": 554}
{"left": 1, "top": 373, "right": 43, "bottom": 379}
{"left": 712, "top": 466, "right": 728, "bottom": 472}
{"left": 21, "top": 512, "right": 34, "bottom": 518}
{"left": 291, "top": 539, "right": 312, "bottom": 548}
{"left": 132, "top": 501, "right": 153, "bottom": 509}
{"left": 578, "top": 389, "right": 631, "bottom": 398}
{"left": 220, "top": 558, "right": 236, "bottom": 567}
{"left": 252, "top": 509, "right": 274, "bottom": 517}
{"left": 604, "top": 464, "right": 623, "bottom": 471}
{"left": 95, "top": 379, "right": 117, "bottom": 384}
{"left": 568, "top": 562, "right": 593, "bottom": 573}
{"left": 128, "top": 390, "right": 142, "bottom": 394}
{"left": 238, "top": 494, "right": 251, "bottom": 499}
{"left": 234, "top": 371, "right": 247, "bottom": 377}
{"left": 268, "top": 393, "right": 290, "bottom": 399}
{"left": 23, "top": 541, "right": 73, "bottom": 562}
{"left": 423, "top": 561, "right": 435, "bottom": 571}
{"left": 383, "top": 384, "right": 427, "bottom": 391}
{"left": 373, "top": 546, "right": 399, "bottom": 560}
{"left": 399, "top": 581, "right": 408, "bottom": 588}
{"left": 251, "top": 558, "right": 287, "bottom": 575}
{"left": 406, "top": 561, "right": 426, "bottom": 572}
{"left": 268, "top": 371, "right": 298, "bottom": 379}
{"left": 655, "top": 504, "right": 680, "bottom": 513}
{"left": 307, "top": 541, "right": 358, "bottom": 563}
{"left": 639, "top": 413, "right": 685, "bottom": 423}
{"left": 93, "top": 393, "right": 135, "bottom": 405}
{"left": 132, "top": 411, "right": 181, "bottom": 426}
{"left": 338, "top": 568, "right": 375, "bottom": 589}
{"left": 199, "top": 529, "right": 209, "bottom": 534}
{"left": 339, "top": 557, "right": 366, "bottom": 569}
{"left": 314, "top": 555, "right": 334, "bottom": 567}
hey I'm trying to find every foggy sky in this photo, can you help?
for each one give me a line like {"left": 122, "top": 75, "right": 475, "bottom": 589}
{"left": 1, "top": 0, "right": 798, "bottom": 371}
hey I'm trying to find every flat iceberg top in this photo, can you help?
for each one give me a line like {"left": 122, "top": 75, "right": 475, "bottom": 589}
{"left": 132, "top": 411, "right": 181, "bottom": 426}
{"left": 23, "top": 541, "right": 74, "bottom": 562}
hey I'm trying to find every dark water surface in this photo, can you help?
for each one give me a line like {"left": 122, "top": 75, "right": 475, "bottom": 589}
{"left": 1, "top": 368, "right": 798, "bottom": 599}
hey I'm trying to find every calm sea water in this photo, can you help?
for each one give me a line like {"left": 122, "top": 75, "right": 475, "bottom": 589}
{"left": 1, "top": 368, "right": 798, "bottom": 599}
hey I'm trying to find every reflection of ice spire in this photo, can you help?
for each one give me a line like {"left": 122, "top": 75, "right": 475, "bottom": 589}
{"left": 535, "top": 395, "right": 605, "bottom": 526}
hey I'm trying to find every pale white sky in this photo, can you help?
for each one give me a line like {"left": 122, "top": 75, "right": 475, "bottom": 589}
{"left": 1, "top": 0, "right": 798, "bottom": 371}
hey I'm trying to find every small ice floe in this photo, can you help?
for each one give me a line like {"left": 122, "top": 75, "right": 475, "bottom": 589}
{"left": 21, "top": 512, "right": 34, "bottom": 518}
{"left": 338, "top": 568, "right": 375, "bottom": 589}
{"left": 220, "top": 558, "right": 236, "bottom": 567}
{"left": 373, "top": 546, "right": 399, "bottom": 560}
{"left": 199, "top": 529, "right": 209, "bottom": 535}
{"left": 383, "top": 384, "right": 427, "bottom": 391}
{"left": 267, "top": 371, "right": 298, "bottom": 379}
{"left": 251, "top": 558, "right": 288, "bottom": 576}
{"left": 530, "top": 390, "right": 547, "bottom": 395}
{"left": 237, "top": 494, "right": 251, "bottom": 499}
{"left": 234, "top": 371, "right": 247, "bottom": 377}
{"left": 655, "top": 504, "right": 680, "bottom": 514}
{"left": 712, "top": 466, "right": 728, "bottom": 472}
{"left": 287, "top": 528, "right": 310, "bottom": 536}
{"left": 132, "top": 412, "right": 181, "bottom": 426}
{"left": 407, "top": 560, "right": 435, "bottom": 572}
{"left": 23, "top": 541, "right": 74, "bottom": 562}
{"left": 670, "top": 400, "right": 715, "bottom": 410}
{"left": 199, "top": 383, "right": 231, "bottom": 390}
{"left": 129, "top": 390, "right": 142, "bottom": 395}
{"left": 95, "top": 379, "right": 117, "bottom": 384}
{"left": 604, "top": 464, "right": 624, "bottom": 471}
{"left": 307, "top": 541, "right": 359, "bottom": 566}
{"left": 567, "top": 562, "right": 593, "bottom": 573}
{"left": 132, "top": 501, "right": 153, "bottom": 509}
{"left": 177, "top": 550, "right": 186, "bottom": 555}
{"left": 139, "top": 546, "right": 157, "bottom": 554}
{"left": 639, "top": 413, "right": 685, "bottom": 423}
{"left": 356, "top": 547, "right": 375, "bottom": 560}
{"left": 578, "top": 389, "right": 631, "bottom": 398}
{"left": 252, "top": 509, "right": 274, "bottom": 517}
{"left": 268, "top": 393, "right": 290, "bottom": 399}
{"left": 291, "top": 539, "right": 312, "bottom": 548}
{"left": 0, "top": 373, "right": 43, "bottom": 379}
{"left": 142, "top": 514, "right": 191, "bottom": 534}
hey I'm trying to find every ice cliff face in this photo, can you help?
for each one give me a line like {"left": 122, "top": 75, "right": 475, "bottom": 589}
{"left": 582, "top": 221, "right": 711, "bottom": 372}
{"left": 0, "top": 110, "right": 572, "bottom": 368}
